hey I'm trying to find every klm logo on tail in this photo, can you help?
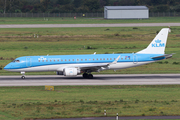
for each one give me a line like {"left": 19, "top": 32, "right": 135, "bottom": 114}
{"left": 151, "top": 39, "right": 165, "bottom": 47}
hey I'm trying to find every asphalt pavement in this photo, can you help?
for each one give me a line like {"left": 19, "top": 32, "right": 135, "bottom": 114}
{"left": 0, "top": 23, "right": 180, "bottom": 28}
{"left": 1, "top": 74, "right": 180, "bottom": 86}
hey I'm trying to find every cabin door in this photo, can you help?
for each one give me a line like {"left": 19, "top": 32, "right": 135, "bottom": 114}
{"left": 133, "top": 54, "right": 138, "bottom": 64}
{"left": 26, "top": 57, "right": 32, "bottom": 67}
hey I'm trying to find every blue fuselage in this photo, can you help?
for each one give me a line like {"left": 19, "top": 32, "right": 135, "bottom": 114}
{"left": 4, "top": 53, "right": 164, "bottom": 71}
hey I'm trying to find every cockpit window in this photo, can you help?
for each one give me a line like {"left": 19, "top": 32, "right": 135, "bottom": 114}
{"left": 12, "top": 60, "right": 20, "bottom": 62}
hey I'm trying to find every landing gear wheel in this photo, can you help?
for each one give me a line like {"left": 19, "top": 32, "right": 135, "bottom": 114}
{"left": 21, "top": 76, "right": 25, "bottom": 79}
{"left": 83, "top": 73, "right": 88, "bottom": 78}
{"left": 20, "top": 72, "right": 26, "bottom": 79}
{"left": 88, "top": 74, "right": 93, "bottom": 79}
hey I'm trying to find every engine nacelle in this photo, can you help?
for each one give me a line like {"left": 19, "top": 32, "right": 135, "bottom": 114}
{"left": 56, "top": 71, "right": 63, "bottom": 75}
{"left": 63, "top": 68, "right": 80, "bottom": 76}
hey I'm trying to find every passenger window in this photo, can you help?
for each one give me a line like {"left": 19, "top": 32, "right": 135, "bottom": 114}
{"left": 103, "top": 58, "right": 105, "bottom": 60}
{"left": 46, "top": 60, "right": 48, "bottom": 62}
{"left": 69, "top": 59, "right": 70, "bottom": 61}
{"left": 73, "top": 59, "right": 74, "bottom": 61}
{"left": 114, "top": 58, "right": 116, "bottom": 60}
{"left": 110, "top": 58, "right": 112, "bottom": 60}
{"left": 85, "top": 59, "right": 87, "bottom": 61}
{"left": 93, "top": 59, "right": 95, "bottom": 61}
{"left": 65, "top": 59, "right": 67, "bottom": 61}
{"left": 50, "top": 60, "right": 52, "bottom": 62}
{"left": 97, "top": 58, "right": 98, "bottom": 60}
{"left": 38, "top": 60, "right": 40, "bottom": 62}
{"left": 121, "top": 58, "right": 123, "bottom": 60}
{"left": 107, "top": 58, "right": 109, "bottom": 60}
{"left": 61, "top": 59, "right": 63, "bottom": 61}
{"left": 89, "top": 59, "right": 91, "bottom": 61}
{"left": 100, "top": 58, "right": 102, "bottom": 60}
{"left": 57, "top": 59, "right": 59, "bottom": 62}
{"left": 81, "top": 59, "right": 83, "bottom": 61}
{"left": 77, "top": 59, "right": 79, "bottom": 61}
{"left": 42, "top": 60, "right": 44, "bottom": 62}
{"left": 54, "top": 60, "right": 55, "bottom": 62}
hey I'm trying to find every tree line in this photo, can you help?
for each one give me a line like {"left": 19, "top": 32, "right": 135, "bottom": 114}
{"left": 0, "top": 0, "right": 180, "bottom": 14}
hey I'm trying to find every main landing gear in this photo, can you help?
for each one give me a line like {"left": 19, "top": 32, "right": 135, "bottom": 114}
{"left": 83, "top": 73, "right": 93, "bottom": 79}
{"left": 21, "top": 72, "right": 25, "bottom": 79}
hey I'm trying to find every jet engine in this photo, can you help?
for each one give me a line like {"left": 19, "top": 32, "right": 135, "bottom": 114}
{"left": 63, "top": 68, "right": 80, "bottom": 76}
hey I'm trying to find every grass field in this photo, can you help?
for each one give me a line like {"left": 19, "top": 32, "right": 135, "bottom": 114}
{"left": 0, "top": 26, "right": 180, "bottom": 75}
{"left": 0, "top": 85, "right": 180, "bottom": 119}
{"left": 0, "top": 17, "right": 180, "bottom": 24}
{"left": 0, "top": 24, "right": 180, "bottom": 120}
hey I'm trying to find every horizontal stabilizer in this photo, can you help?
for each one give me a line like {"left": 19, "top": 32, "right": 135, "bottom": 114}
{"left": 151, "top": 53, "right": 175, "bottom": 59}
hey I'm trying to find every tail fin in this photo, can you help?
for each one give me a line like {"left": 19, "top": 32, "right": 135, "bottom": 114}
{"left": 137, "top": 28, "right": 169, "bottom": 54}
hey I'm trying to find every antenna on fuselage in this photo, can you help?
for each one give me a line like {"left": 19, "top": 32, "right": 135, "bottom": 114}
{"left": 94, "top": 52, "right": 96, "bottom": 55}
{"left": 168, "top": 26, "right": 171, "bottom": 32}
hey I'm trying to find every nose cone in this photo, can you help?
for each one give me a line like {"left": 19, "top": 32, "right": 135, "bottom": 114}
{"left": 4, "top": 64, "right": 11, "bottom": 71}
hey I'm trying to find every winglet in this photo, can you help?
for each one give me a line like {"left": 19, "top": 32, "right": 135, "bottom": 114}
{"left": 110, "top": 55, "right": 120, "bottom": 64}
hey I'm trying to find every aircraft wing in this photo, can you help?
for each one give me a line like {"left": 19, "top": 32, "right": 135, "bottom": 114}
{"left": 75, "top": 63, "right": 109, "bottom": 72}
{"left": 77, "top": 63, "right": 109, "bottom": 68}
{"left": 57, "top": 55, "right": 120, "bottom": 72}
{"left": 73, "top": 55, "right": 120, "bottom": 72}
{"left": 151, "top": 53, "right": 175, "bottom": 59}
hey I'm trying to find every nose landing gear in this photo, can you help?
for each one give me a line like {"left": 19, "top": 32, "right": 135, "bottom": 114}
{"left": 21, "top": 72, "right": 25, "bottom": 79}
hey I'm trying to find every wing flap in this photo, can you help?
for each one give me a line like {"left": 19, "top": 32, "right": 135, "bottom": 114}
{"left": 77, "top": 63, "right": 109, "bottom": 69}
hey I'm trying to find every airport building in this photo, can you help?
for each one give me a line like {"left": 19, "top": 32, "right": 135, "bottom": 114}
{"left": 104, "top": 6, "right": 149, "bottom": 19}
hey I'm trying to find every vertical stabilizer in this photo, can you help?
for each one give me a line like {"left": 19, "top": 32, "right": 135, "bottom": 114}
{"left": 137, "top": 28, "right": 169, "bottom": 54}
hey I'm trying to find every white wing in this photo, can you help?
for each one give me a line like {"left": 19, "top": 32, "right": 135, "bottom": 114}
{"left": 73, "top": 55, "right": 120, "bottom": 72}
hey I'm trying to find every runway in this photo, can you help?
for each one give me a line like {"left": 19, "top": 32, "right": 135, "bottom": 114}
{"left": 0, "top": 23, "right": 180, "bottom": 28}
{"left": 1, "top": 74, "right": 180, "bottom": 86}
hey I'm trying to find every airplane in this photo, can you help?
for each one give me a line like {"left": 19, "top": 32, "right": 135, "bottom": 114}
{"left": 4, "top": 28, "right": 173, "bottom": 79}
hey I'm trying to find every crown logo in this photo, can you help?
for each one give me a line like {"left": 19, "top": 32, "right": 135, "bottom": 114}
{"left": 155, "top": 39, "right": 161, "bottom": 43}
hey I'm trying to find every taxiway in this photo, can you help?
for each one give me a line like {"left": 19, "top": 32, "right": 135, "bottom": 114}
{"left": 0, "top": 23, "right": 180, "bottom": 28}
